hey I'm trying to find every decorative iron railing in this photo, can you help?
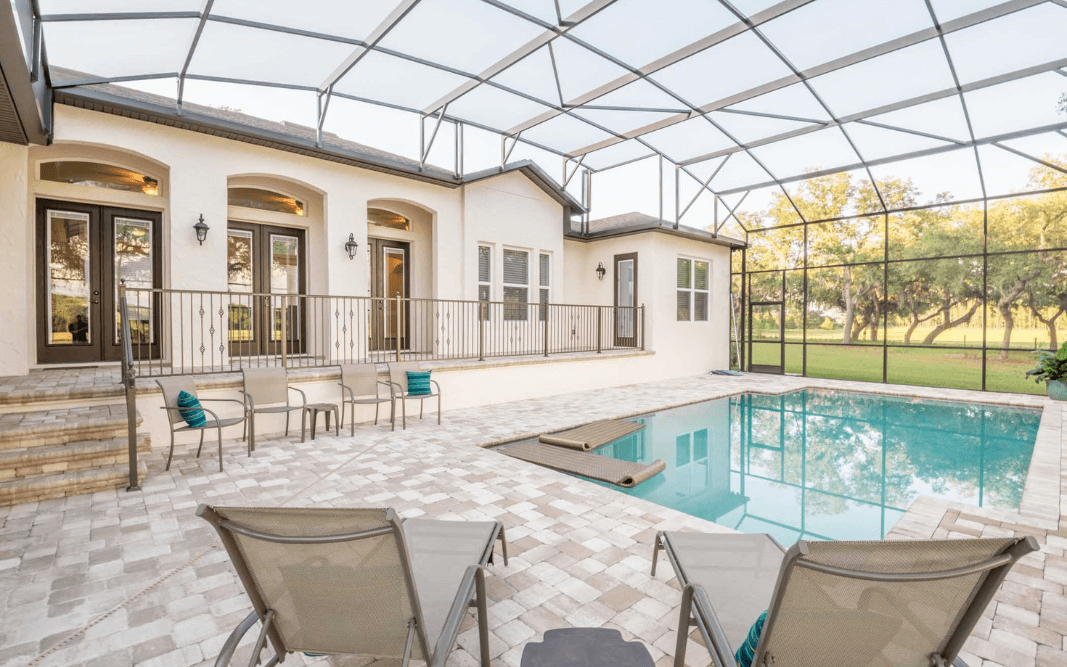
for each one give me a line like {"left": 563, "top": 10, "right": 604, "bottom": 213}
{"left": 118, "top": 285, "right": 644, "bottom": 378}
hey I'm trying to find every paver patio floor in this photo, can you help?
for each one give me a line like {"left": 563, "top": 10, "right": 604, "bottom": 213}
{"left": 0, "top": 373, "right": 1063, "bottom": 667}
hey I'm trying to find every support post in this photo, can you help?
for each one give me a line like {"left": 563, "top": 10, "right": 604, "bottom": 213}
{"left": 543, "top": 302, "right": 550, "bottom": 357}
{"left": 478, "top": 302, "right": 486, "bottom": 361}
{"left": 280, "top": 295, "right": 288, "bottom": 368}
{"left": 597, "top": 307, "right": 602, "bottom": 353}
{"left": 118, "top": 282, "right": 141, "bottom": 491}
{"left": 641, "top": 305, "right": 646, "bottom": 351}
{"left": 395, "top": 291, "right": 402, "bottom": 362}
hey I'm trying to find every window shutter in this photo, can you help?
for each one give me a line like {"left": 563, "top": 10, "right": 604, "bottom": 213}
{"left": 503, "top": 249, "right": 529, "bottom": 285}
{"left": 695, "top": 261, "right": 708, "bottom": 291}
{"left": 478, "top": 246, "right": 491, "bottom": 283}
{"left": 677, "top": 258, "right": 692, "bottom": 289}
{"left": 694, "top": 292, "right": 708, "bottom": 321}
{"left": 677, "top": 291, "right": 691, "bottom": 321}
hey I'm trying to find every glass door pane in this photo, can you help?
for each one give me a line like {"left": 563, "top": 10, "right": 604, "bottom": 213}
{"left": 114, "top": 217, "right": 153, "bottom": 344}
{"left": 750, "top": 303, "right": 785, "bottom": 373}
{"left": 270, "top": 233, "right": 300, "bottom": 342}
{"left": 47, "top": 210, "right": 92, "bottom": 346}
{"left": 616, "top": 258, "right": 634, "bottom": 338}
{"left": 227, "top": 229, "right": 254, "bottom": 344}
{"left": 384, "top": 247, "right": 406, "bottom": 339}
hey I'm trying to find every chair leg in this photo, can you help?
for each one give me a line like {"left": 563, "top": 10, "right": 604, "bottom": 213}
{"left": 674, "top": 587, "right": 694, "bottom": 667}
{"left": 217, "top": 423, "right": 224, "bottom": 473}
{"left": 390, "top": 399, "right": 396, "bottom": 432}
{"left": 420, "top": 399, "right": 424, "bottom": 420}
{"left": 165, "top": 430, "right": 176, "bottom": 471}
{"left": 475, "top": 568, "right": 490, "bottom": 667}
{"left": 301, "top": 409, "right": 307, "bottom": 443}
{"left": 333, "top": 409, "right": 339, "bottom": 436}
{"left": 195, "top": 430, "right": 205, "bottom": 458}
{"left": 373, "top": 402, "right": 379, "bottom": 427}
{"left": 249, "top": 412, "right": 256, "bottom": 454}
{"left": 285, "top": 412, "right": 290, "bottom": 437}
{"left": 437, "top": 393, "right": 442, "bottom": 425}
{"left": 351, "top": 402, "right": 357, "bottom": 437}
{"left": 401, "top": 397, "right": 407, "bottom": 430}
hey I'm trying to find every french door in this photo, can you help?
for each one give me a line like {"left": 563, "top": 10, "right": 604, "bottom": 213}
{"left": 614, "top": 252, "right": 638, "bottom": 347}
{"left": 36, "top": 199, "right": 161, "bottom": 363}
{"left": 369, "top": 238, "right": 409, "bottom": 352}
{"left": 227, "top": 222, "right": 305, "bottom": 358}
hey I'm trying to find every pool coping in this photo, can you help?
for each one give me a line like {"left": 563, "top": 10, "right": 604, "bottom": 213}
{"left": 480, "top": 374, "right": 1062, "bottom": 533}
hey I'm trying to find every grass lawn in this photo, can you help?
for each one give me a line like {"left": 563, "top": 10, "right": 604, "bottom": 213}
{"left": 759, "top": 325, "right": 1060, "bottom": 349}
{"left": 748, "top": 342, "right": 1045, "bottom": 395}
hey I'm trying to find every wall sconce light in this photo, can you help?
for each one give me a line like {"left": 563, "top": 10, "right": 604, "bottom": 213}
{"left": 595, "top": 262, "right": 606, "bottom": 281}
{"left": 345, "top": 233, "right": 360, "bottom": 260}
{"left": 193, "top": 214, "right": 209, "bottom": 245}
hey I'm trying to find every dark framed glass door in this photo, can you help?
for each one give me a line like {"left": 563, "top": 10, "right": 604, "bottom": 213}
{"left": 614, "top": 252, "right": 638, "bottom": 347}
{"left": 36, "top": 199, "right": 161, "bottom": 364}
{"left": 369, "top": 238, "right": 410, "bottom": 352}
{"left": 748, "top": 271, "right": 786, "bottom": 374}
{"left": 227, "top": 222, "right": 305, "bottom": 358}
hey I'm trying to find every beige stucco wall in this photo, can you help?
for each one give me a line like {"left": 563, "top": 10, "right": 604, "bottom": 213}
{"left": 0, "top": 143, "right": 31, "bottom": 376}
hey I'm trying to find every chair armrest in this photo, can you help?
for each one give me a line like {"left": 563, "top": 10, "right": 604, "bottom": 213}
{"left": 241, "top": 392, "right": 255, "bottom": 412}
{"left": 199, "top": 397, "right": 246, "bottom": 406}
{"left": 339, "top": 383, "right": 355, "bottom": 402}
{"left": 376, "top": 380, "right": 392, "bottom": 399}
{"left": 388, "top": 380, "right": 404, "bottom": 398}
{"left": 686, "top": 583, "right": 740, "bottom": 667}
{"left": 430, "top": 379, "right": 442, "bottom": 395}
{"left": 287, "top": 386, "right": 307, "bottom": 407}
{"left": 430, "top": 564, "right": 482, "bottom": 667}
{"left": 159, "top": 405, "right": 223, "bottom": 423}
{"left": 214, "top": 611, "right": 259, "bottom": 667}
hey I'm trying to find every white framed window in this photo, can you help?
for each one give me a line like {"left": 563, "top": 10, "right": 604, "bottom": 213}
{"left": 477, "top": 244, "right": 492, "bottom": 312}
{"left": 503, "top": 248, "right": 529, "bottom": 321}
{"left": 678, "top": 257, "right": 710, "bottom": 322}
{"left": 538, "top": 252, "right": 550, "bottom": 321}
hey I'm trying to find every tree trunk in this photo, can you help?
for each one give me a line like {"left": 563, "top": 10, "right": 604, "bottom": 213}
{"left": 841, "top": 266, "right": 854, "bottom": 345}
{"left": 869, "top": 297, "right": 881, "bottom": 342}
{"left": 922, "top": 297, "right": 980, "bottom": 345}
{"left": 905, "top": 316, "right": 919, "bottom": 344}
{"left": 997, "top": 277, "right": 1034, "bottom": 359}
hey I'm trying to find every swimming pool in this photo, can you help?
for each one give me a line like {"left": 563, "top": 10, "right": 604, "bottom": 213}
{"left": 567, "top": 390, "right": 1039, "bottom": 542}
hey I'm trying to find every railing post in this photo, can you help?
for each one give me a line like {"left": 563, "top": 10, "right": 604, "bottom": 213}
{"left": 641, "top": 305, "right": 646, "bottom": 351}
{"left": 543, "top": 303, "right": 550, "bottom": 357}
{"left": 479, "top": 302, "right": 485, "bottom": 361}
{"left": 280, "top": 294, "right": 288, "bottom": 368}
{"left": 597, "top": 307, "right": 602, "bottom": 353}
{"left": 395, "top": 291, "right": 402, "bottom": 362}
{"left": 118, "top": 281, "right": 140, "bottom": 492}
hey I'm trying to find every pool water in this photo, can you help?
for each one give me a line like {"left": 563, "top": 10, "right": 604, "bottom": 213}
{"left": 586, "top": 390, "right": 1041, "bottom": 543}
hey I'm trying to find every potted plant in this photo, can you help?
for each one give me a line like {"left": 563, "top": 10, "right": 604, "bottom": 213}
{"left": 1027, "top": 341, "right": 1067, "bottom": 400}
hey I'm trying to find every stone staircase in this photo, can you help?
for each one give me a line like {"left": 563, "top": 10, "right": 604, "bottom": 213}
{"left": 0, "top": 402, "right": 149, "bottom": 506}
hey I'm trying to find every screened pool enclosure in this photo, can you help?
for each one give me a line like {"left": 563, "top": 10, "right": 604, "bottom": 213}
{"left": 21, "top": 0, "right": 1067, "bottom": 393}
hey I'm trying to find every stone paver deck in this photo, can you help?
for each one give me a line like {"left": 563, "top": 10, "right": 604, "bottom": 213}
{"left": 0, "top": 372, "right": 1062, "bottom": 667}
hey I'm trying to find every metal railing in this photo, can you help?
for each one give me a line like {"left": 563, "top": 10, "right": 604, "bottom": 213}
{"left": 118, "top": 285, "right": 644, "bottom": 378}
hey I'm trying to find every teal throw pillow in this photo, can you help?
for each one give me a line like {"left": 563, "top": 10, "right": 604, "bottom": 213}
{"left": 177, "top": 390, "right": 207, "bottom": 428}
{"left": 735, "top": 610, "right": 767, "bottom": 667}
{"left": 407, "top": 370, "right": 432, "bottom": 396}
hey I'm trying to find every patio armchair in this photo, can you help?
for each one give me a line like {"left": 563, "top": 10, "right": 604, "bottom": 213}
{"left": 197, "top": 504, "right": 508, "bottom": 667}
{"left": 241, "top": 368, "right": 307, "bottom": 447}
{"left": 387, "top": 361, "right": 441, "bottom": 430}
{"left": 156, "top": 376, "right": 250, "bottom": 472}
{"left": 338, "top": 363, "right": 394, "bottom": 434}
{"left": 651, "top": 531, "right": 1038, "bottom": 667}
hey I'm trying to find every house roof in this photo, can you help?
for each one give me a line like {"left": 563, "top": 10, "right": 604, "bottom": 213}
{"left": 572, "top": 212, "right": 745, "bottom": 249}
{"left": 48, "top": 68, "right": 585, "bottom": 211}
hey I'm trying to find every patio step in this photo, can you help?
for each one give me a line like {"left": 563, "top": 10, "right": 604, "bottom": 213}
{"left": 0, "top": 404, "right": 133, "bottom": 451}
{"left": 0, "top": 401, "right": 151, "bottom": 506}
{"left": 0, "top": 460, "right": 148, "bottom": 506}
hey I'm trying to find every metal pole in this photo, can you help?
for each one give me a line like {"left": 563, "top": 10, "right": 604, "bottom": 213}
{"left": 395, "top": 291, "right": 402, "bottom": 362}
{"left": 118, "top": 282, "right": 140, "bottom": 491}
{"left": 597, "top": 307, "right": 602, "bottom": 353}
{"left": 640, "top": 305, "right": 646, "bottom": 351}
{"left": 543, "top": 303, "right": 550, "bottom": 357}
{"left": 658, "top": 155, "right": 663, "bottom": 222}
{"left": 674, "top": 164, "right": 680, "bottom": 229}
{"left": 280, "top": 294, "right": 288, "bottom": 368}
{"left": 478, "top": 302, "right": 485, "bottom": 361}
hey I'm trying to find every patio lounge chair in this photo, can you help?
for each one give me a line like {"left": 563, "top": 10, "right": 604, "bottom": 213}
{"left": 156, "top": 377, "right": 250, "bottom": 472}
{"left": 197, "top": 504, "right": 507, "bottom": 667}
{"left": 241, "top": 368, "right": 307, "bottom": 446}
{"left": 387, "top": 361, "right": 441, "bottom": 430}
{"left": 651, "top": 531, "right": 1038, "bottom": 667}
{"left": 338, "top": 363, "right": 394, "bottom": 434}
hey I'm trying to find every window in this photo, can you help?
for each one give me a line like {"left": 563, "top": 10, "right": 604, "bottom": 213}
{"left": 678, "top": 257, "right": 710, "bottom": 321}
{"left": 228, "top": 187, "right": 304, "bottom": 215}
{"left": 39, "top": 161, "right": 160, "bottom": 196}
{"left": 539, "top": 252, "right": 550, "bottom": 321}
{"left": 477, "top": 245, "right": 492, "bottom": 319}
{"left": 369, "top": 207, "right": 411, "bottom": 230}
{"left": 503, "top": 248, "right": 529, "bottom": 321}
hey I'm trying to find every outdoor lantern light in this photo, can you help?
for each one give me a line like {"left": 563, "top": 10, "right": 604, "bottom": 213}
{"left": 345, "top": 233, "right": 360, "bottom": 260}
{"left": 193, "top": 214, "right": 209, "bottom": 245}
{"left": 596, "top": 262, "right": 606, "bottom": 281}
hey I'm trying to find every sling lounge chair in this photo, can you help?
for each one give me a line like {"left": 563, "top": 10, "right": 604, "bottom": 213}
{"left": 241, "top": 368, "right": 307, "bottom": 446}
{"left": 338, "top": 363, "right": 394, "bottom": 434}
{"left": 156, "top": 377, "right": 250, "bottom": 472}
{"left": 198, "top": 504, "right": 508, "bottom": 667}
{"left": 651, "top": 531, "right": 1038, "bottom": 667}
{"left": 387, "top": 361, "right": 441, "bottom": 430}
